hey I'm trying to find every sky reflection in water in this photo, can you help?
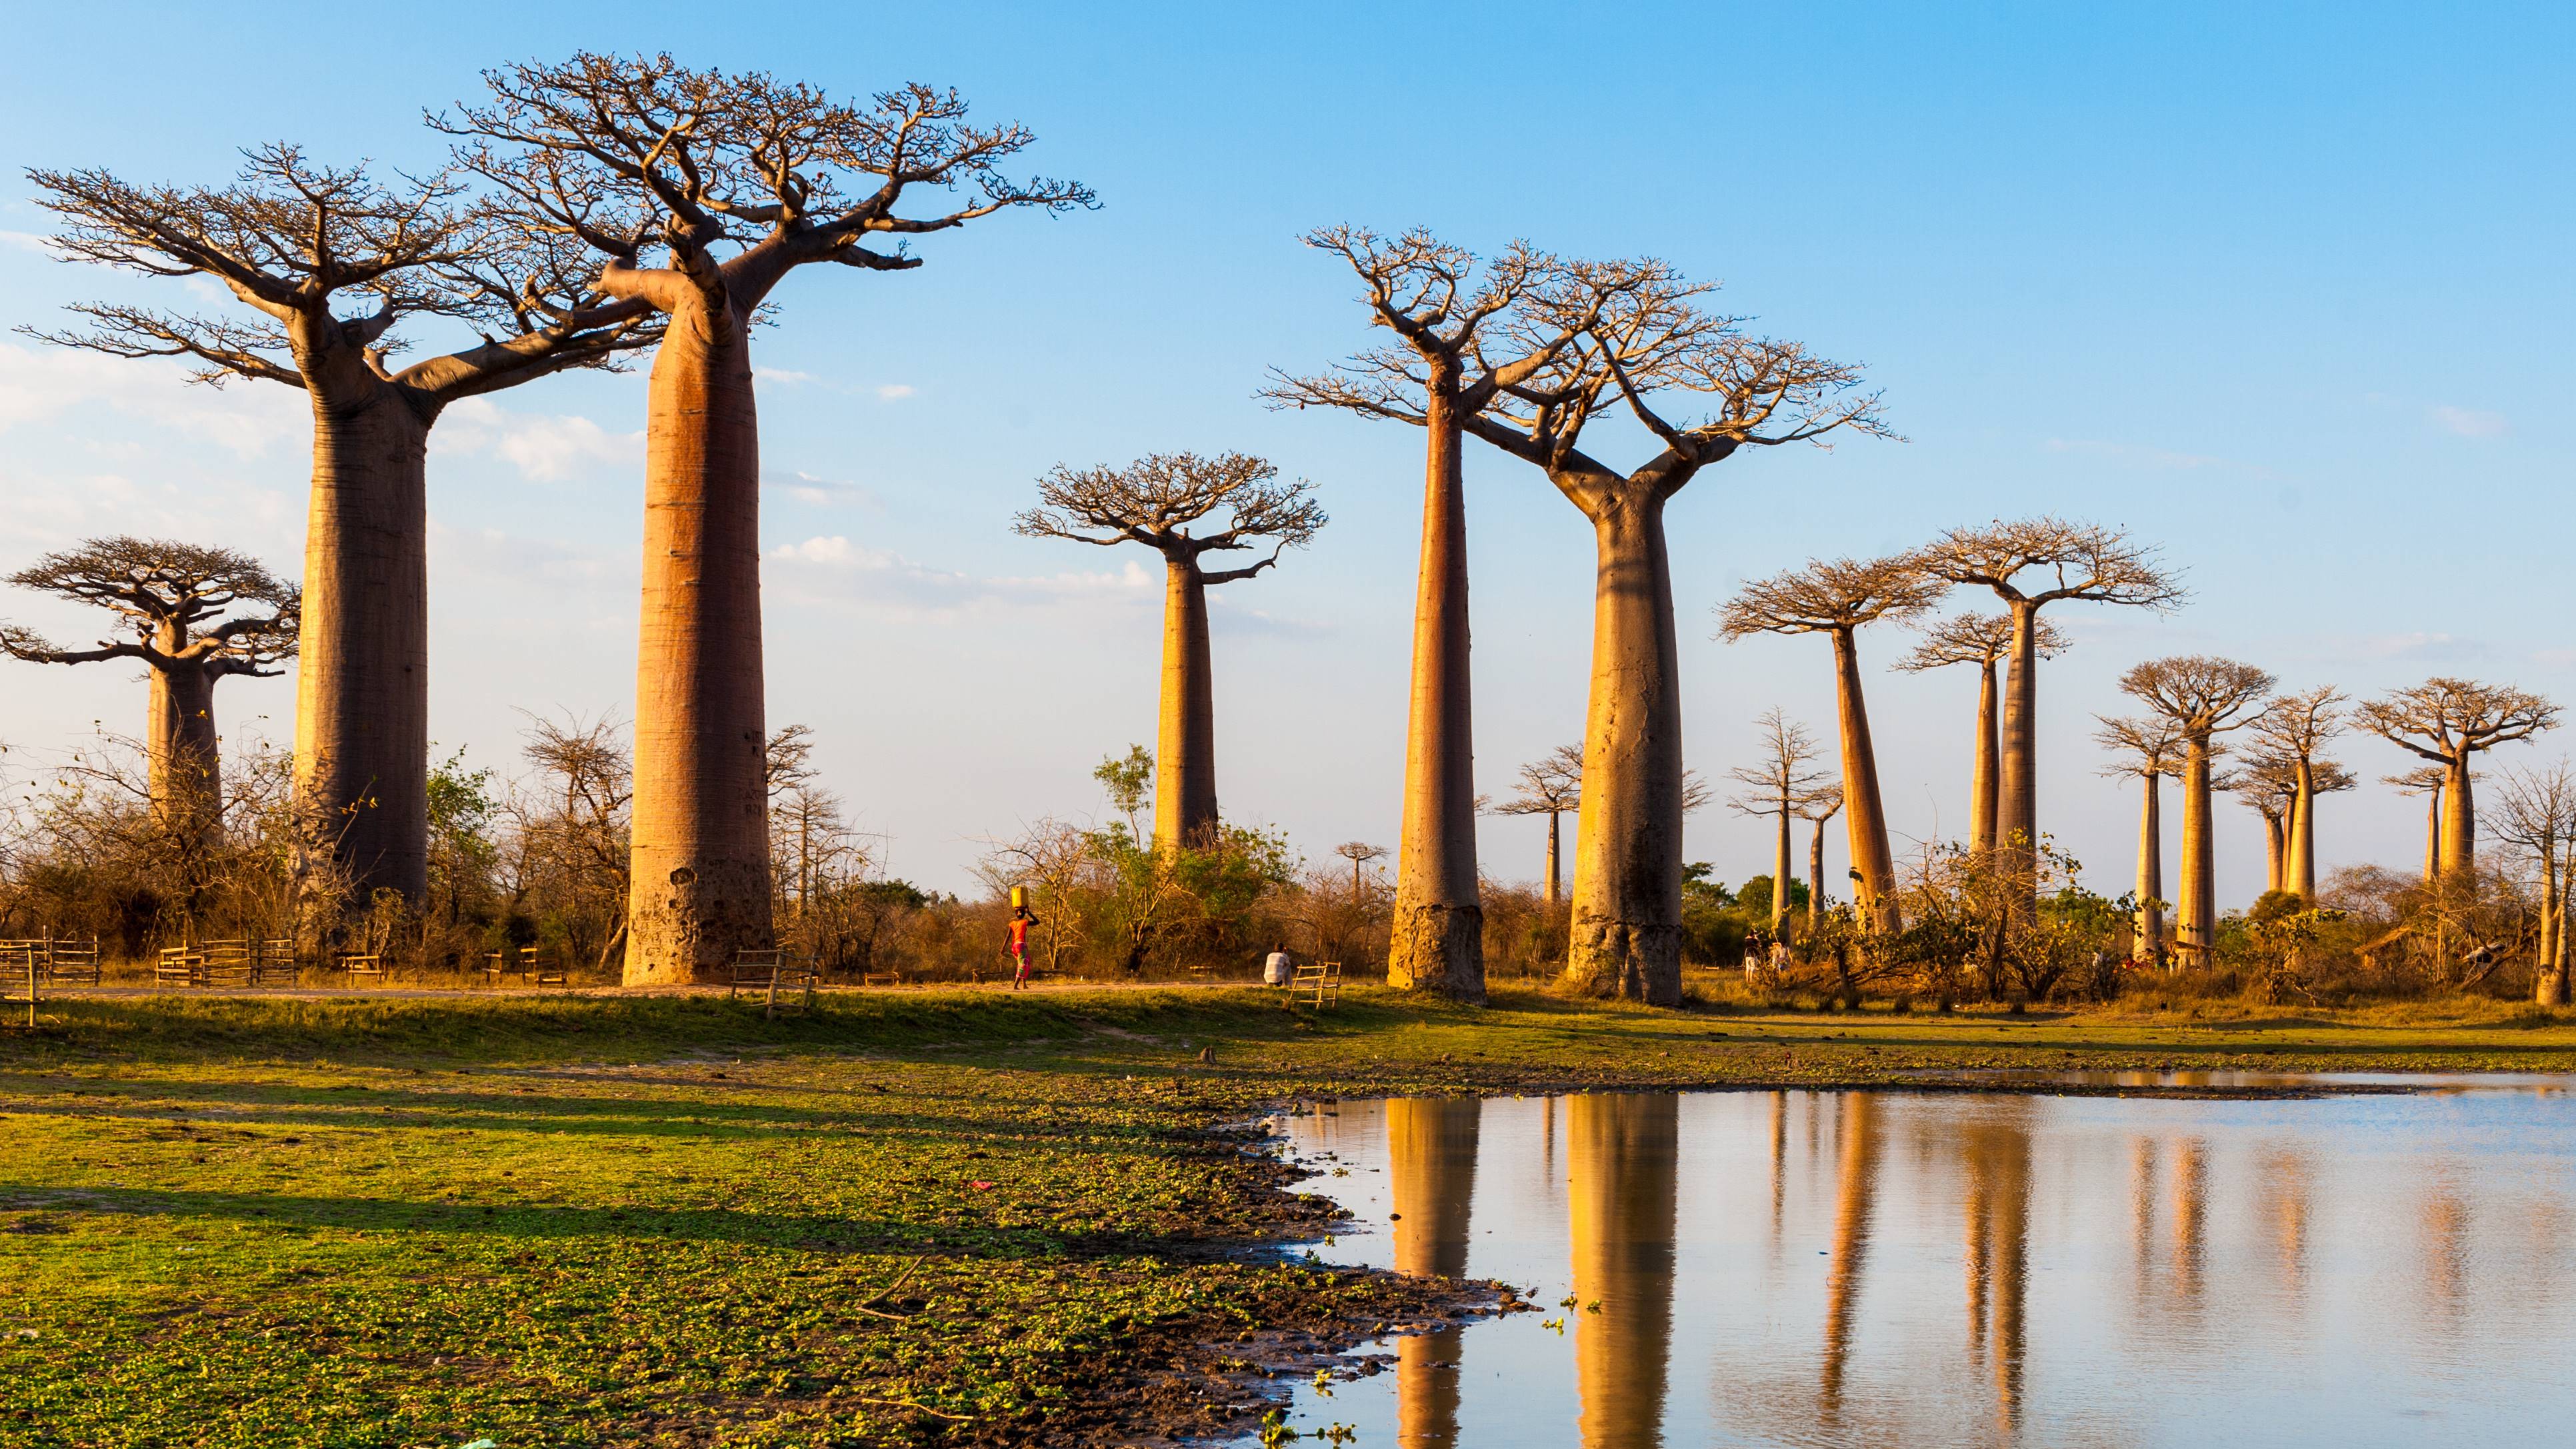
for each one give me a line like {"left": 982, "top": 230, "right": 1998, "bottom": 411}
{"left": 1261, "top": 1082, "right": 2576, "bottom": 1447}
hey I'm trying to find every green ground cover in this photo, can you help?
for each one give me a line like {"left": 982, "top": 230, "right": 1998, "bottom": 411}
{"left": 3, "top": 984, "right": 2571, "bottom": 1446}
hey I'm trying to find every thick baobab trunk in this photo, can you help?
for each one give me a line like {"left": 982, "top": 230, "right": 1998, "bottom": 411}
{"left": 1808, "top": 816, "right": 1827, "bottom": 928}
{"left": 2539, "top": 861, "right": 2560, "bottom": 996}
{"left": 1567, "top": 1092, "right": 1678, "bottom": 1449}
{"left": 2261, "top": 813, "right": 2286, "bottom": 895}
{"left": 153, "top": 659, "right": 224, "bottom": 836}
{"left": 1771, "top": 804, "right": 1793, "bottom": 936}
{"left": 2177, "top": 737, "right": 2217, "bottom": 966}
{"left": 297, "top": 387, "right": 433, "bottom": 901}
{"left": 2422, "top": 785, "right": 2443, "bottom": 882}
{"left": 2439, "top": 756, "right": 2475, "bottom": 878}
{"left": 1971, "top": 657, "right": 2000, "bottom": 853}
{"left": 1151, "top": 555, "right": 1218, "bottom": 850}
{"left": 2546, "top": 855, "right": 2573, "bottom": 1006}
{"left": 1387, "top": 399, "right": 1484, "bottom": 1000}
{"left": 1829, "top": 627, "right": 1901, "bottom": 932}
{"left": 2134, "top": 772, "right": 2164, "bottom": 966}
{"left": 1997, "top": 600, "right": 2041, "bottom": 890}
{"left": 624, "top": 291, "right": 774, "bottom": 985}
{"left": 1543, "top": 809, "right": 1562, "bottom": 908}
{"left": 1387, "top": 1096, "right": 1479, "bottom": 1449}
{"left": 1563, "top": 491, "right": 1684, "bottom": 1004}
{"left": 2289, "top": 758, "right": 2318, "bottom": 900}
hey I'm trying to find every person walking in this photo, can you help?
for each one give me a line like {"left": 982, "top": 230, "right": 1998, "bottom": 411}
{"left": 1009, "top": 900, "right": 1041, "bottom": 990}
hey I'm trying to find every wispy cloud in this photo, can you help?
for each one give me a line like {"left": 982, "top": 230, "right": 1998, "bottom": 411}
{"left": 2430, "top": 405, "right": 2507, "bottom": 439}
{"left": 755, "top": 367, "right": 819, "bottom": 385}
{"left": 433, "top": 398, "right": 641, "bottom": 482}
{"left": 876, "top": 384, "right": 915, "bottom": 401}
{"left": 2041, "top": 437, "right": 2272, "bottom": 476}
{"left": 0, "top": 342, "right": 301, "bottom": 455}
{"left": 769, "top": 534, "right": 1153, "bottom": 621}
{"left": 0, "top": 231, "right": 50, "bottom": 256}
{"left": 767, "top": 470, "right": 880, "bottom": 509}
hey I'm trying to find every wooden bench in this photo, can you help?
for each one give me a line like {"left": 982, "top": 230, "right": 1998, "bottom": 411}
{"left": 1, "top": 944, "right": 37, "bottom": 1028}
{"left": 1287, "top": 960, "right": 1343, "bottom": 1010}
{"left": 338, "top": 952, "right": 386, "bottom": 983}
{"left": 483, "top": 946, "right": 567, "bottom": 987}
{"left": 730, "top": 949, "right": 819, "bottom": 1015}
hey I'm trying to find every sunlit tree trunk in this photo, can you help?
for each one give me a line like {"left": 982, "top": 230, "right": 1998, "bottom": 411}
{"left": 2135, "top": 772, "right": 2165, "bottom": 966}
{"left": 1829, "top": 627, "right": 1900, "bottom": 930}
{"left": 2177, "top": 736, "right": 2217, "bottom": 966}
{"left": 296, "top": 383, "right": 433, "bottom": 900}
{"left": 2440, "top": 756, "right": 2475, "bottom": 878}
{"left": 1563, "top": 490, "right": 1684, "bottom": 1004}
{"left": 2539, "top": 860, "right": 2559, "bottom": 996}
{"left": 1568, "top": 1092, "right": 1677, "bottom": 1449}
{"left": 1543, "top": 809, "right": 1563, "bottom": 908}
{"left": 1971, "top": 657, "right": 1999, "bottom": 853}
{"left": 1808, "top": 816, "right": 1827, "bottom": 928}
{"left": 1389, "top": 1097, "right": 1480, "bottom": 1449}
{"left": 1152, "top": 555, "right": 1219, "bottom": 850}
{"left": 2261, "top": 813, "right": 2286, "bottom": 895}
{"left": 2289, "top": 757, "right": 2318, "bottom": 899}
{"left": 625, "top": 290, "right": 773, "bottom": 984}
{"left": 1387, "top": 392, "right": 1484, "bottom": 1000}
{"left": 1772, "top": 799, "right": 1793, "bottom": 936}
{"left": 1997, "top": 599, "right": 2041, "bottom": 895}
{"left": 2547, "top": 852, "right": 2573, "bottom": 1006}
{"left": 2423, "top": 785, "right": 2443, "bottom": 882}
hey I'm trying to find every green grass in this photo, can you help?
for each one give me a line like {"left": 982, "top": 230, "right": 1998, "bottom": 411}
{"left": 3, "top": 982, "right": 2572, "bottom": 1446}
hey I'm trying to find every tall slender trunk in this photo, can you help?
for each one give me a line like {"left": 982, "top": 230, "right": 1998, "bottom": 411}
{"left": 1996, "top": 599, "right": 2041, "bottom": 899}
{"left": 1971, "top": 657, "right": 1999, "bottom": 853}
{"left": 2539, "top": 854, "right": 2559, "bottom": 992}
{"left": 1388, "top": 1097, "right": 1479, "bottom": 1448}
{"left": 1772, "top": 803, "right": 1792, "bottom": 934}
{"left": 1563, "top": 489, "right": 1683, "bottom": 1004}
{"left": 297, "top": 383, "right": 433, "bottom": 901}
{"left": 1568, "top": 1092, "right": 1678, "bottom": 1449}
{"left": 2423, "top": 786, "right": 2443, "bottom": 882}
{"left": 2261, "top": 813, "right": 2285, "bottom": 895}
{"left": 2547, "top": 846, "right": 2573, "bottom": 1006}
{"left": 2289, "top": 757, "right": 2317, "bottom": 899}
{"left": 1808, "top": 816, "right": 1827, "bottom": 928}
{"left": 2135, "top": 772, "right": 2164, "bottom": 965}
{"left": 624, "top": 290, "right": 773, "bottom": 984}
{"left": 2177, "top": 736, "right": 2216, "bottom": 966}
{"left": 1151, "top": 554, "right": 1218, "bottom": 850}
{"left": 1829, "top": 627, "right": 1900, "bottom": 931}
{"left": 2439, "top": 755, "right": 2475, "bottom": 878}
{"left": 1543, "top": 809, "right": 1561, "bottom": 908}
{"left": 1387, "top": 391, "right": 1483, "bottom": 999}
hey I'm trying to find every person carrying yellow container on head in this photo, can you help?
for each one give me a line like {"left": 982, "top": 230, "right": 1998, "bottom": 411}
{"left": 1008, "top": 885, "right": 1041, "bottom": 990}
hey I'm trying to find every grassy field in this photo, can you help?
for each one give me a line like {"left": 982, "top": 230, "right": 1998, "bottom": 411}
{"left": 3, "top": 982, "right": 2573, "bottom": 1446}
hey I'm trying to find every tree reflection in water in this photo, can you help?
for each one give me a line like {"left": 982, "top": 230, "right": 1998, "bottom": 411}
{"left": 1387, "top": 1097, "right": 1481, "bottom": 1449}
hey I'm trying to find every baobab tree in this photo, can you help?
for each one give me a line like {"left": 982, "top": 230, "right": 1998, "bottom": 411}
{"left": 1798, "top": 784, "right": 1844, "bottom": 928}
{"left": 1467, "top": 265, "right": 1889, "bottom": 1001}
{"left": 447, "top": 55, "right": 1092, "bottom": 984}
{"left": 2253, "top": 687, "right": 2349, "bottom": 900}
{"left": 2355, "top": 678, "right": 2560, "bottom": 878}
{"left": 2094, "top": 715, "right": 2182, "bottom": 965}
{"left": 1895, "top": 611, "right": 2065, "bottom": 853}
{"left": 1489, "top": 744, "right": 1583, "bottom": 906}
{"left": 2119, "top": 657, "right": 2275, "bottom": 967}
{"left": 1915, "top": 520, "right": 2185, "bottom": 896}
{"left": 27, "top": 144, "right": 657, "bottom": 900}
{"left": 2385, "top": 765, "right": 2449, "bottom": 882}
{"left": 0, "top": 537, "right": 298, "bottom": 836}
{"left": 1728, "top": 711, "right": 1829, "bottom": 936}
{"left": 1719, "top": 555, "right": 1943, "bottom": 930}
{"left": 2489, "top": 762, "right": 2576, "bottom": 1006}
{"left": 1332, "top": 841, "right": 1386, "bottom": 900}
{"left": 1015, "top": 452, "right": 1323, "bottom": 850}
{"left": 1265, "top": 230, "right": 1643, "bottom": 1001}
{"left": 2223, "top": 750, "right": 2302, "bottom": 896}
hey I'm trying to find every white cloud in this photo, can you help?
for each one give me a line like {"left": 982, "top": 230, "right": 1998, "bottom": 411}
{"left": 0, "top": 231, "right": 50, "bottom": 256}
{"left": 769, "top": 535, "right": 1152, "bottom": 621}
{"left": 769, "top": 469, "right": 879, "bottom": 509}
{"left": 433, "top": 397, "right": 641, "bottom": 482}
{"left": 2431, "top": 405, "right": 2506, "bottom": 439}
{"left": 0, "top": 342, "right": 301, "bottom": 456}
{"left": 876, "top": 384, "right": 915, "bottom": 401}
{"left": 755, "top": 367, "right": 819, "bottom": 385}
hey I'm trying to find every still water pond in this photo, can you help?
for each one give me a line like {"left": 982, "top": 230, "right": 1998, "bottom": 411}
{"left": 1256, "top": 1080, "right": 2576, "bottom": 1447}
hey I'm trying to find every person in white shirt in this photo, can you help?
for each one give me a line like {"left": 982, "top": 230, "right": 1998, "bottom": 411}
{"left": 1263, "top": 944, "right": 1293, "bottom": 986}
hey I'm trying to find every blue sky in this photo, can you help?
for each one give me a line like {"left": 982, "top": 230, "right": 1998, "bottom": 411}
{"left": 0, "top": 1, "right": 2567, "bottom": 900}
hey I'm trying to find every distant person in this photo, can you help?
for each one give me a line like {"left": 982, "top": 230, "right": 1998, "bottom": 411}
{"left": 1009, "top": 902, "right": 1041, "bottom": 990}
{"left": 1264, "top": 944, "right": 1294, "bottom": 986}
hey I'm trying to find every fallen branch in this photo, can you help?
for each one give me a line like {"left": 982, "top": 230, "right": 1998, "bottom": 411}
{"left": 853, "top": 1394, "right": 973, "bottom": 1422}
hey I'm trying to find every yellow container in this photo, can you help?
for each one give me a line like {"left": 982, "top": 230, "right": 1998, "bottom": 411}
{"left": 1009, "top": 884, "right": 1029, "bottom": 911}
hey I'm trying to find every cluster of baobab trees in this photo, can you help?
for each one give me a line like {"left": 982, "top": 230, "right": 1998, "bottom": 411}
{"left": 15, "top": 54, "right": 2557, "bottom": 1006}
